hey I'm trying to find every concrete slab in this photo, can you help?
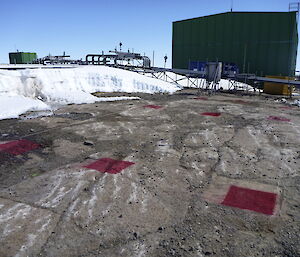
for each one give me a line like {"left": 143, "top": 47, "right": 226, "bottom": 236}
{"left": 0, "top": 90, "right": 299, "bottom": 256}
{"left": 0, "top": 198, "right": 59, "bottom": 257}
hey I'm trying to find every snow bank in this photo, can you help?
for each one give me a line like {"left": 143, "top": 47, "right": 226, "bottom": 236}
{"left": 0, "top": 66, "right": 181, "bottom": 120}
{"left": 0, "top": 95, "right": 50, "bottom": 120}
{"left": 219, "top": 79, "right": 254, "bottom": 91}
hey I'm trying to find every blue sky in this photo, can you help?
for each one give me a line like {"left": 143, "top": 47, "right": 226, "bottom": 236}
{"left": 0, "top": 0, "right": 296, "bottom": 68}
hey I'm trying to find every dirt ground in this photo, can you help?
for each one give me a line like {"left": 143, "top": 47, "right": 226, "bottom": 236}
{"left": 0, "top": 89, "right": 299, "bottom": 257}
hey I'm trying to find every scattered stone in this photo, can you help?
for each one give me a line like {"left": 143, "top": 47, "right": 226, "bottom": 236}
{"left": 84, "top": 141, "right": 94, "bottom": 146}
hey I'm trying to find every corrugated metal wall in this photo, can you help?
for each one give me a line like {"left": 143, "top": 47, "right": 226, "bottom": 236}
{"left": 172, "top": 12, "right": 298, "bottom": 76}
{"left": 9, "top": 52, "right": 37, "bottom": 64}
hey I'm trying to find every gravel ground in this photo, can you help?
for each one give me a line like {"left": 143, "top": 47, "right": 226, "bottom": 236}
{"left": 0, "top": 89, "right": 299, "bottom": 257}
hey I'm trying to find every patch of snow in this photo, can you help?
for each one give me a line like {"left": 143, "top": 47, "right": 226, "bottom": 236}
{"left": 37, "top": 214, "right": 53, "bottom": 233}
{"left": 128, "top": 182, "right": 138, "bottom": 203}
{"left": 291, "top": 99, "right": 300, "bottom": 107}
{"left": 15, "top": 233, "right": 37, "bottom": 257}
{"left": 134, "top": 242, "right": 146, "bottom": 257}
{"left": 88, "top": 187, "right": 99, "bottom": 219}
{"left": 275, "top": 98, "right": 287, "bottom": 103}
{"left": 0, "top": 66, "right": 181, "bottom": 120}
{"left": 0, "top": 95, "right": 50, "bottom": 120}
{"left": 219, "top": 79, "right": 254, "bottom": 91}
{"left": 0, "top": 203, "right": 32, "bottom": 239}
{"left": 66, "top": 198, "right": 80, "bottom": 221}
{"left": 113, "top": 175, "right": 121, "bottom": 198}
{"left": 140, "top": 196, "right": 148, "bottom": 213}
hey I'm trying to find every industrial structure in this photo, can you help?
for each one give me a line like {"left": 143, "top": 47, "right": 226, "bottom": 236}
{"left": 9, "top": 52, "right": 37, "bottom": 64}
{"left": 32, "top": 52, "right": 84, "bottom": 65}
{"left": 86, "top": 50, "right": 151, "bottom": 68}
{"left": 172, "top": 11, "right": 298, "bottom": 77}
{"left": 3, "top": 35, "right": 300, "bottom": 96}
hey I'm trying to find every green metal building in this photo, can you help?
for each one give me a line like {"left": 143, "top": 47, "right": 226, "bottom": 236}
{"left": 172, "top": 11, "right": 298, "bottom": 76}
{"left": 9, "top": 52, "right": 37, "bottom": 64}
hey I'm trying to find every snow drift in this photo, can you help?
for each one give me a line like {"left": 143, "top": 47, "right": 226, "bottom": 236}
{"left": 0, "top": 95, "right": 50, "bottom": 120}
{"left": 0, "top": 66, "right": 181, "bottom": 120}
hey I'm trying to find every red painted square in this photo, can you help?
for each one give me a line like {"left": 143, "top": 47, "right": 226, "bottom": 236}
{"left": 194, "top": 97, "right": 208, "bottom": 100}
{"left": 0, "top": 139, "right": 40, "bottom": 156}
{"left": 267, "top": 116, "right": 290, "bottom": 122}
{"left": 201, "top": 112, "right": 221, "bottom": 117}
{"left": 143, "top": 105, "right": 163, "bottom": 109}
{"left": 84, "top": 158, "right": 135, "bottom": 174}
{"left": 221, "top": 185, "right": 277, "bottom": 215}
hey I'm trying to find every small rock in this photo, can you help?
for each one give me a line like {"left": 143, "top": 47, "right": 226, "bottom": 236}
{"left": 84, "top": 141, "right": 94, "bottom": 146}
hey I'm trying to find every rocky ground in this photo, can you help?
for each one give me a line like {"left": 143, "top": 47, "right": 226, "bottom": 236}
{"left": 0, "top": 89, "right": 299, "bottom": 257}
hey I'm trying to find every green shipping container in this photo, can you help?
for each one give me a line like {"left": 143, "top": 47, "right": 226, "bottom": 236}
{"left": 172, "top": 12, "right": 298, "bottom": 76}
{"left": 9, "top": 52, "right": 37, "bottom": 64}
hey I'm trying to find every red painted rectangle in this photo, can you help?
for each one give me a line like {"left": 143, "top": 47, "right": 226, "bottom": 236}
{"left": 143, "top": 105, "right": 163, "bottom": 109}
{"left": 221, "top": 185, "right": 277, "bottom": 215}
{"left": 201, "top": 112, "right": 221, "bottom": 117}
{"left": 267, "top": 116, "right": 290, "bottom": 122}
{"left": 194, "top": 97, "right": 208, "bottom": 100}
{"left": 84, "top": 158, "right": 135, "bottom": 174}
{"left": 0, "top": 139, "right": 40, "bottom": 156}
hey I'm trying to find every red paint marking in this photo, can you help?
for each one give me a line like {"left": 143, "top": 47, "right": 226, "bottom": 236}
{"left": 267, "top": 116, "right": 290, "bottom": 122}
{"left": 143, "top": 105, "right": 163, "bottom": 109}
{"left": 84, "top": 158, "right": 135, "bottom": 174}
{"left": 0, "top": 139, "right": 40, "bottom": 156}
{"left": 221, "top": 185, "right": 277, "bottom": 215}
{"left": 194, "top": 97, "right": 208, "bottom": 100}
{"left": 201, "top": 112, "right": 221, "bottom": 117}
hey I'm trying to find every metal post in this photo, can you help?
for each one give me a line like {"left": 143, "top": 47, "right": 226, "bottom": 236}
{"left": 164, "top": 55, "right": 168, "bottom": 68}
{"left": 152, "top": 51, "right": 155, "bottom": 67}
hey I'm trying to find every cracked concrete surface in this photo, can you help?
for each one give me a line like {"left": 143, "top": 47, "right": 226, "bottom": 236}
{"left": 0, "top": 90, "right": 299, "bottom": 257}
